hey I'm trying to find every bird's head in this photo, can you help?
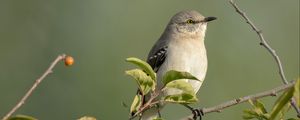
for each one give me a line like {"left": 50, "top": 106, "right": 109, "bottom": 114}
{"left": 167, "top": 10, "right": 216, "bottom": 37}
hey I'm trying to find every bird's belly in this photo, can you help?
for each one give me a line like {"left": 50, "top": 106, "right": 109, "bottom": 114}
{"left": 157, "top": 46, "right": 207, "bottom": 95}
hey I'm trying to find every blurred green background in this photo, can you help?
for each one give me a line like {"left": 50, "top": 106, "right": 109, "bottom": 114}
{"left": 0, "top": 0, "right": 299, "bottom": 119}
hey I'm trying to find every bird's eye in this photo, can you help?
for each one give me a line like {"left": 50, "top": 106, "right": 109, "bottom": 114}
{"left": 186, "top": 19, "right": 194, "bottom": 24}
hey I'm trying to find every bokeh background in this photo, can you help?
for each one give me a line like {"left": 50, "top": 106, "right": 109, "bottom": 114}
{"left": 0, "top": 0, "right": 299, "bottom": 120}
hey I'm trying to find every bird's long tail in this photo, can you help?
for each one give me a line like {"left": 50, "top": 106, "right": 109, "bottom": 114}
{"left": 140, "top": 107, "right": 160, "bottom": 120}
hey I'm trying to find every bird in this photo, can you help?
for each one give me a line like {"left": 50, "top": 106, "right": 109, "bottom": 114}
{"left": 140, "top": 10, "right": 216, "bottom": 120}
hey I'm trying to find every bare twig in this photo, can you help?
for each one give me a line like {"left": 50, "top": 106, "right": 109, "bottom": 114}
{"left": 2, "top": 54, "right": 66, "bottom": 120}
{"left": 229, "top": 0, "right": 288, "bottom": 84}
{"left": 182, "top": 82, "right": 296, "bottom": 120}
{"left": 129, "top": 91, "right": 162, "bottom": 120}
{"left": 229, "top": 0, "right": 300, "bottom": 117}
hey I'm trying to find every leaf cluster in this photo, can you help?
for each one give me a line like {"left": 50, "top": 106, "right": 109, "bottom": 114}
{"left": 243, "top": 79, "right": 299, "bottom": 120}
{"left": 125, "top": 57, "right": 200, "bottom": 119}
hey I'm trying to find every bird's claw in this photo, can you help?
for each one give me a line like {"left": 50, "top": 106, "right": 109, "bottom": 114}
{"left": 192, "top": 108, "right": 203, "bottom": 120}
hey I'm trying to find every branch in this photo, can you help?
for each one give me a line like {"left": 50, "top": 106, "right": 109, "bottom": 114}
{"left": 229, "top": 0, "right": 300, "bottom": 116}
{"left": 1, "top": 54, "right": 67, "bottom": 120}
{"left": 230, "top": 1, "right": 288, "bottom": 84}
{"left": 129, "top": 90, "right": 161, "bottom": 120}
{"left": 182, "top": 82, "right": 296, "bottom": 120}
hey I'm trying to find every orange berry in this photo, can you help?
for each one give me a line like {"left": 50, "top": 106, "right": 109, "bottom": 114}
{"left": 64, "top": 56, "right": 74, "bottom": 66}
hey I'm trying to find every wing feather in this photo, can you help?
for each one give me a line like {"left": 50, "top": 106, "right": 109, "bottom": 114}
{"left": 147, "top": 46, "right": 168, "bottom": 72}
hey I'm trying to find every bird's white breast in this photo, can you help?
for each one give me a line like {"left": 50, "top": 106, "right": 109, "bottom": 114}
{"left": 157, "top": 38, "right": 207, "bottom": 95}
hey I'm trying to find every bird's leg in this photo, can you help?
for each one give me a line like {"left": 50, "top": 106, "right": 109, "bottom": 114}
{"left": 183, "top": 104, "right": 204, "bottom": 120}
{"left": 156, "top": 104, "right": 162, "bottom": 118}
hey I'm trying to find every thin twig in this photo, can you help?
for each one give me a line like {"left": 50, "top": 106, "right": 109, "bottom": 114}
{"left": 182, "top": 82, "right": 296, "bottom": 120}
{"left": 230, "top": 0, "right": 288, "bottom": 84}
{"left": 1, "top": 54, "right": 66, "bottom": 120}
{"left": 129, "top": 91, "right": 162, "bottom": 120}
{"left": 229, "top": 0, "right": 300, "bottom": 116}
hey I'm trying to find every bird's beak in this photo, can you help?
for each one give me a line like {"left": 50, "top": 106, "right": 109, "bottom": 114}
{"left": 204, "top": 16, "right": 217, "bottom": 22}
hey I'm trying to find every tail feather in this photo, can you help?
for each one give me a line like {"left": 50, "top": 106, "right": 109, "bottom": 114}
{"left": 140, "top": 107, "right": 159, "bottom": 120}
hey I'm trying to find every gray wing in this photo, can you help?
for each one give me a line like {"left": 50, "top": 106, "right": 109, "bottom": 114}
{"left": 147, "top": 41, "right": 168, "bottom": 72}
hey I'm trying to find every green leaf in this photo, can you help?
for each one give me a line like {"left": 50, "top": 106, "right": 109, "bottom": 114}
{"left": 164, "top": 80, "right": 195, "bottom": 95}
{"left": 254, "top": 100, "right": 268, "bottom": 114}
{"left": 8, "top": 115, "right": 37, "bottom": 120}
{"left": 269, "top": 86, "right": 295, "bottom": 120}
{"left": 242, "top": 109, "right": 269, "bottom": 120}
{"left": 126, "top": 57, "right": 156, "bottom": 80}
{"left": 243, "top": 100, "right": 270, "bottom": 120}
{"left": 163, "top": 80, "right": 198, "bottom": 104}
{"left": 279, "top": 103, "right": 291, "bottom": 119}
{"left": 130, "top": 94, "right": 142, "bottom": 114}
{"left": 242, "top": 109, "right": 257, "bottom": 119}
{"left": 126, "top": 69, "right": 155, "bottom": 95}
{"left": 162, "top": 70, "right": 199, "bottom": 85}
{"left": 164, "top": 93, "right": 198, "bottom": 104}
{"left": 249, "top": 99, "right": 268, "bottom": 114}
{"left": 77, "top": 116, "right": 97, "bottom": 120}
